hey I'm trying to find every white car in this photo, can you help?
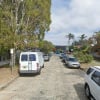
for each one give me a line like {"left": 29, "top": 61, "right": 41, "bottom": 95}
{"left": 84, "top": 66, "right": 100, "bottom": 100}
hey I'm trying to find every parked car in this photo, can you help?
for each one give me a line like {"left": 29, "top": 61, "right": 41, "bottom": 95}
{"left": 84, "top": 66, "right": 100, "bottom": 100}
{"left": 59, "top": 53, "right": 65, "bottom": 59}
{"left": 19, "top": 51, "right": 44, "bottom": 75}
{"left": 65, "top": 56, "right": 80, "bottom": 68}
{"left": 43, "top": 54, "right": 50, "bottom": 61}
{"left": 62, "top": 54, "right": 68, "bottom": 63}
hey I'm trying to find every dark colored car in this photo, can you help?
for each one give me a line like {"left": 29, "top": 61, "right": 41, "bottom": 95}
{"left": 62, "top": 55, "right": 68, "bottom": 63}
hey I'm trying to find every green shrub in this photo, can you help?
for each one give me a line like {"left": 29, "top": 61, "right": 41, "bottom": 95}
{"left": 74, "top": 51, "right": 93, "bottom": 63}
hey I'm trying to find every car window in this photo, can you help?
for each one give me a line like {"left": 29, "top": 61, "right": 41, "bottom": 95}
{"left": 91, "top": 71, "right": 100, "bottom": 86}
{"left": 21, "top": 54, "right": 28, "bottom": 61}
{"left": 68, "top": 58, "right": 77, "bottom": 62}
{"left": 44, "top": 54, "right": 48, "bottom": 56}
{"left": 86, "top": 68, "right": 94, "bottom": 75}
{"left": 29, "top": 54, "right": 36, "bottom": 61}
{"left": 61, "top": 54, "right": 64, "bottom": 56}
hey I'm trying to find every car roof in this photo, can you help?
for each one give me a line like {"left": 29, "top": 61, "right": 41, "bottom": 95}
{"left": 21, "top": 51, "right": 39, "bottom": 54}
{"left": 91, "top": 66, "right": 100, "bottom": 71}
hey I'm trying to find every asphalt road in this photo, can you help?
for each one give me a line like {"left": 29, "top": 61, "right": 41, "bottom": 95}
{"left": 0, "top": 55, "right": 88, "bottom": 100}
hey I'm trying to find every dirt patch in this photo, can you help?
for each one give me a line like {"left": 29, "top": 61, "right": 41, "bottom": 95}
{"left": 0, "top": 66, "right": 19, "bottom": 86}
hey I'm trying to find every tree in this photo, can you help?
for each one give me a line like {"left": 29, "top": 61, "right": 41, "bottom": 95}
{"left": 79, "top": 34, "right": 87, "bottom": 46}
{"left": 0, "top": 0, "right": 51, "bottom": 66}
{"left": 0, "top": 0, "right": 51, "bottom": 52}
{"left": 66, "top": 33, "right": 74, "bottom": 51}
{"left": 90, "top": 32, "right": 100, "bottom": 55}
{"left": 95, "top": 32, "right": 100, "bottom": 45}
{"left": 79, "top": 34, "right": 87, "bottom": 41}
{"left": 40, "top": 40, "right": 54, "bottom": 53}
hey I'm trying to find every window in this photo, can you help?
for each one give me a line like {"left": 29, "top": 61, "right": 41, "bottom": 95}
{"left": 92, "top": 71, "right": 100, "bottom": 86}
{"left": 21, "top": 54, "right": 28, "bottom": 61}
{"left": 68, "top": 58, "right": 77, "bottom": 62}
{"left": 86, "top": 68, "right": 94, "bottom": 75}
{"left": 29, "top": 54, "right": 36, "bottom": 61}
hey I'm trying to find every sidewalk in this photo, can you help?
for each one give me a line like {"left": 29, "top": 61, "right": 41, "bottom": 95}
{"left": 0, "top": 66, "right": 19, "bottom": 90}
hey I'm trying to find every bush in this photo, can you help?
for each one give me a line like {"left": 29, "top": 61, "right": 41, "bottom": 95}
{"left": 80, "top": 54, "right": 93, "bottom": 63}
{"left": 74, "top": 51, "right": 93, "bottom": 63}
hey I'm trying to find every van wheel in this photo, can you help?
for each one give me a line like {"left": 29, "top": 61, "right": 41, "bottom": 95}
{"left": 19, "top": 73, "right": 23, "bottom": 76}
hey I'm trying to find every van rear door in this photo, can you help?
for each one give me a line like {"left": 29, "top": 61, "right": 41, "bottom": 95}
{"left": 20, "top": 54, "right": 28, "bottom": 71}
{"left": 29, "top": 54, "right": 37, "bottom": 71}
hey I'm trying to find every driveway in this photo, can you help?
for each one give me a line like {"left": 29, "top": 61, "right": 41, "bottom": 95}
{"left": 0, "top": 55, "right": 88, "bottom": 100}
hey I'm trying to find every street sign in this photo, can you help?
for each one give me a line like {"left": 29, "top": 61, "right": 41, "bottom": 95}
{"left": 10, "top": 48, "right": 14, "bottom": 54}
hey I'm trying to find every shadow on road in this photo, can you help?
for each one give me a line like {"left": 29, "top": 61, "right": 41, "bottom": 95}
{"left": 74, "top": 83, "right": 88, "bottom": 100}
{"left": 19, "top": 73, "right": 40, "bottom": 77}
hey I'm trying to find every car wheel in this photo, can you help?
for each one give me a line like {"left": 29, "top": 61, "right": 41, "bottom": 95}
{"left": 85, "top": 84, "right": 91, "bottom": 99}
{"left": 38, "top": 68, "right": 41, "bottom": 75}
{"left": 90, "top": 97, "right": 95, "bottom": 100}
{"left": 19, "top": 73, "right": 23, "bottom": 76}
{"left": 77, "top": 66, "right": 80, "bottom": 69}
{"left": 42, "top": 64, "right": 44, "bottom": 68}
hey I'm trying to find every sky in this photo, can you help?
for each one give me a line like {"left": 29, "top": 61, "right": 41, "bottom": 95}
{"left": 44, "top": 0, "right": 100, "bottom": 46}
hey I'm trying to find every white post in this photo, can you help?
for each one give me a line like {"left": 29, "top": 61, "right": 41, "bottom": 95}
{"left": 10, "top": 48, "right": 14, "bottom": 74}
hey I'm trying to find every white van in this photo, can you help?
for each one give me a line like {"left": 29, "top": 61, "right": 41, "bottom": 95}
{"left": 19, "top": 51, "right": 44, "bottom": 75}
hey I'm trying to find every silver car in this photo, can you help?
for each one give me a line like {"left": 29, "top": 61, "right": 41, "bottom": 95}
{"left": 43, "top": 54, "right": 50, "bottom": 61}
{"left": 65, "top": 56, "right": 80, "bottom": 68}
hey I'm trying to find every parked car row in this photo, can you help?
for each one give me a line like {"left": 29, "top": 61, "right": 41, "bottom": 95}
{"left": 59, "top": 53, "right": 80, "bottom": 69}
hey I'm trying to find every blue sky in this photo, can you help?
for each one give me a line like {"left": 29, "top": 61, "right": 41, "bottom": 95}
{"left": 44, "top": 0, "right": 100, "bottom": 45}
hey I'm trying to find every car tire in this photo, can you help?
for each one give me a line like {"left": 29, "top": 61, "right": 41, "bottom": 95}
{"left": 85, "top": 84, "right": 91, "bottom": 99}
{"left": 42, "top": 64, "right": 44, "bottom": 68}
{"left": 90, "top": 97, "right": 95, "bottom": 100}
{"left": 38, "top": 68, "right": 41, "bottom": 75}
{"left": 77, "top": 66, "right": 80, "bottom": 69}
{"left": 18, "top": 71, "right": 22, "bottom": 76}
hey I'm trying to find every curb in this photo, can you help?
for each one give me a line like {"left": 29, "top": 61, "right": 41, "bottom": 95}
{"left": 0, "top": 75, "right": 19, "bottom": 91}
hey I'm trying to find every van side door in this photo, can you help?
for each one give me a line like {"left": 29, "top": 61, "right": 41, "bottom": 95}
{"left": 91, "top": 71, "right": 100, "bottom": 100}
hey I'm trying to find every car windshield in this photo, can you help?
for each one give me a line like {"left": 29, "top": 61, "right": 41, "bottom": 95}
{"left": 69, "top": 58, "right": 77, "bottom": 62}
{"left": 61, "top": 53, "right": 65, "bottom": 56}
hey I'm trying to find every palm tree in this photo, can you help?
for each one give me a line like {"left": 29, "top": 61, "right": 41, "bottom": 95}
{"left": 66, "top": 33, "right": 74, "bottom": 51}
{"left": 79, "top": 34, "right": 87, "bottom": 45}
{"left": 79, "top": 34, "right": 87, "bottom": 41}
{"left": 95, "top": 32, "right": 100, "bottom": 44}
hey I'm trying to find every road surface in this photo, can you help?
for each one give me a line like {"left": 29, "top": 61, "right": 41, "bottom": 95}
{"left": 0, "top": 55, "right": 88, "bottom": 100}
